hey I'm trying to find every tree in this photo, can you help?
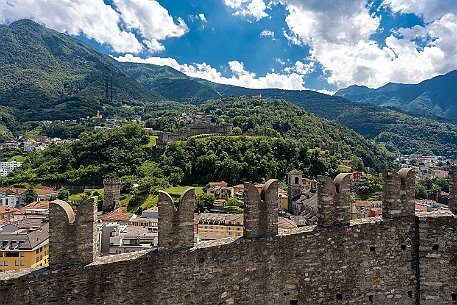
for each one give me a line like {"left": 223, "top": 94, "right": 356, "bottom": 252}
{"left": 350, "top": 156, "right": 365, "bottom": 172}
{"left": 194, "top": 193, "right": 215, "bottom": 213}
{"left": 232, "top": 127, "right": 242, "bottom": 135}
{"left": 227, "top": 197, "right": 241, "bottom": 207}
{"left": 416, "top": 184, "right": 427, "bottom": 199}
{"left": 24, "top": 187, "right": 37, "bottom": 204}
{"left": 58, "top": 189, "right": 70, "bottom": 201}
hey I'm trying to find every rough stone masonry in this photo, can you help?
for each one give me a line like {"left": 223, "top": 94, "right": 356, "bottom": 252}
{"left": 0, "top": 169, "right": 456, "bottom": 305}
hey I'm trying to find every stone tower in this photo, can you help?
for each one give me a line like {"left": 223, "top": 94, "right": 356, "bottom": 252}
{"left": 287, "top": 169, "right": 303, "bottom": 211}
{"left": 49, "top": 198, "right": 97, "bottom": 267}
{"left": 158, "top": 188, "right": 195, "bottom": 250}
{"left": 449, "top": 163, "right": 457, "bottom": 214}
{"left": 317, "top": 173, "right": 352, "bottom": 227}
{"left": 243, "top": 179, "right": 278, "bottom": 239}
{"left": 103, "top": 178, "right": 122, "bottom": 213}
{"left": 382, "top": 168, "right": 415, "bottom": 219}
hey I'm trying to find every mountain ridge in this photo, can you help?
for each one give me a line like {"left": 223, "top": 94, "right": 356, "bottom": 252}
{"left": 335, "top": 70, "right": 457, "bottom": 121}
{"left": 1, "top": 19, "right": 457, "bottom": 157}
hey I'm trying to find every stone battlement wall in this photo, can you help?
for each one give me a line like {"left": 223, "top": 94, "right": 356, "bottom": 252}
{"left": 0, "top": 169, "right": 456, "bottom": 305}
{"left": 156, "top": 122, "right": 233, "bottom": 150}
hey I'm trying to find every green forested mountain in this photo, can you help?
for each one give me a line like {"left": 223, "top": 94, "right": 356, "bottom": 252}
{"left": 199, "top": 98, "right": 392, "bottom": 170}
{"left": 125, "top": 64, "right": 457, "bottom": 157}
{"left": 2, "top": 20, "right": 457, "bottom": 158}
{"left": 8, "top": 98, "right": 391, "bottom": 186}
{"left": 335, "top": 71, "right": 457, "bottom": 121}
{"left": 0, "top": 19, "right": 161, "bottom": 121}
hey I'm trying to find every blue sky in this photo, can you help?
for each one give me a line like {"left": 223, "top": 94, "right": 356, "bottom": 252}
{"left": 2, "top": 0, "right": 457, "bottom": 93}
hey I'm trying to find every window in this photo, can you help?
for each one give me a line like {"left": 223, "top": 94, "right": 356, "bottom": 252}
{"left": 336, "top": 294, "right": 343, "bottom": 301}
{"left": 35, "top": 257, "right": 39, "bottom": 263}
{"left": 432, "top": 244, "right": 439, "bottom": 251}
{"left": 14, "top": 260, "right": 19, "bottom": 266}
{"left": 20, "top": 260, "right": 24, "bottom": 266}
{"left": 0, "top": 261, "right": 2, "bottom": 266}
{"left": 35, "top": 249, "right": 39, "bottom": 254}
{"left": 20, "top": 252, "right": 24, "bottom": 257}
{"left": 40, "top": 247, "right": 43, "bottom": 253}
{"left": 5, "top": 253, "right": 19, "bottom": 257}
{"left": 4, "top": 261, "right": 8, "bottom": 266}
{"left": 294, "top": 177, "right": 299, "bottom": 184}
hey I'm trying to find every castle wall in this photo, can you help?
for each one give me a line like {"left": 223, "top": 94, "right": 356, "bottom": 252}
{"left": 0, "top": 169, "right": 455, "bottom": 305}
{"left": 0, "top": 217, "right": 417, "bottom": 305}
{"left": 417, "top": 214, "right": 457, "bottom": 305}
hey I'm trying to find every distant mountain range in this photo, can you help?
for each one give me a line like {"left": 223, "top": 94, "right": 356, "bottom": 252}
{"left": 335, "top": 71, "right": 457, "bottom": 121}
{"left": 1, "top": 19, "right": 457, "bottom": 157}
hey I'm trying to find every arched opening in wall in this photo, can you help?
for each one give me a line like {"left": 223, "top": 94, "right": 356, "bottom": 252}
{"left": 336, "top": 293, "right": 343, "bottom": 302}
{"left": 295, "top": 177, "right": 299, "bottom": 184}
{"left": 368, "top": 295, "right": 373, "bottom": 303}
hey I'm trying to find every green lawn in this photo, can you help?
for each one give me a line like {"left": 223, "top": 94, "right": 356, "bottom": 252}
{"left": 147, "top": 135, "right": 157, "bottom": 147}
{"left": 163, "top": 185, "right": 204, "bottom": 196}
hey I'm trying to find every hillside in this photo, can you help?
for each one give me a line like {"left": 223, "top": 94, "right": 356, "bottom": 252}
{"left": 2, "top": 20, "right": 456, "bottom": 158}
{"left": 123, "top": 63, "right": 457, "bottom": 157}
{"left": 0, "top": 19, "right": 162, "bottom": 121}
{"left": 9, "top": 99, "right": 391, "bottom": 186}
{"left": 335, "top": 71, "right": 457, "bottom": 121}
{"left": 199, "top": 98, "right": 392, "bottom": 170}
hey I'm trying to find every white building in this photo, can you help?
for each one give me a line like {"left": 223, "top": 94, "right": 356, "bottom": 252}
{"left": 0, "top": 161, "right": 23, "bottom": 177}
{"left": 100, "top": 223, "right": 158, "bottom": 255}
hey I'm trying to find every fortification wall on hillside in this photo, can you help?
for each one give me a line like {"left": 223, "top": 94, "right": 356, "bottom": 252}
{"left": 156, "top": 122, "right": 233, "bottom": 150}
{"left": 0, "top": 170, "right": 456, "bottom": 305}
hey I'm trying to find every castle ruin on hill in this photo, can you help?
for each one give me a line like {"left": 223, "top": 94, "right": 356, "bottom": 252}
{"left": 156, "top": 114, "right": 233, "bottom": 150}
{"left": 1, "top": 167, "right": 457, "bottom": 304}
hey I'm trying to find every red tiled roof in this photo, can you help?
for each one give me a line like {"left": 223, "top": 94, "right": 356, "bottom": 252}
{"left": 35, "top": 188, "right": 57, "bottom": 195}
{"left": 208, "top": 181, "right": 228, "bottom": 187}
{"left": 98, "top": 208, "right": 133, "bottom": 222}
{"left": 12, "top": 208, "right": 26, "bottom": 215}
{"left": 0, "top": 188, "right": 56, "bottom": 196}
{"left": 24, "top": 201, "right": 50, "bottom": 210}
{"left": 0, "top": 206, "right": 18, "bottom": 214}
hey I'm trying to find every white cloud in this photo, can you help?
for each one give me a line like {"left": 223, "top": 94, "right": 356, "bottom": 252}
{"left": 284, "top": 61, "right": 315, "bottom": 75}
{"left": 223, "top": 0, "right": 457, "bottom": 88}
{"left": 115, "top": 54, "right": 307, "bottom": 90}
{"left": 198, "top": 13, "right": 207, "bottom": 24}
{"left": 0, "top": 0, "right": 188, "bottom": 54}
{"left": 281, "top": 0, "right": 457, "bottom": 88}
{"left": 224, "top": 0, "right": 268, "bottom": 20}
{"left": 260, "top": 29, "right": 275, "bottom": 39}
{"left": 384, "top": 0, "right": 457, "bottom": 22}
